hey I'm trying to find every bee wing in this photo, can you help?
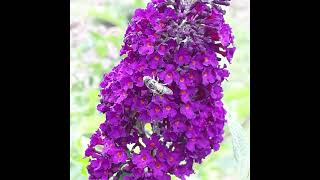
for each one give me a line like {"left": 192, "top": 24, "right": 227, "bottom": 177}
{"left": 227, "top": 114, "right": 250, "bottom": 180}
{"left": 159, "top": 83, "right": 173, "bottom": 95}
{"left": 165, "top": 87, "right": 173, "bottom": 95}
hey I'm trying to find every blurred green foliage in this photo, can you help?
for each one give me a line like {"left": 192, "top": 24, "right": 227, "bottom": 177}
{"left": 70, "top": 0, "right": 249, "bottom": 179}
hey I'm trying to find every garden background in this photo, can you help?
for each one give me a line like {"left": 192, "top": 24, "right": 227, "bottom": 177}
{"left": 70, "top": 0, "right": 250, "bottom": 179}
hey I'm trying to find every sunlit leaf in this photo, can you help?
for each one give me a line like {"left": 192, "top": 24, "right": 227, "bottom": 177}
{"left": 144, "top": 123, "right": 153, "bottom": 134}
{"left": 105, "top": 34, "right": 123, "bottom": 48}
{"left": 133, "top": 0, "right": 145, "bottom": 8}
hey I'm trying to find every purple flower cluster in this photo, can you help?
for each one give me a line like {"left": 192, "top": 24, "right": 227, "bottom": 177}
{"left": 86, "top": 0, "right": 235, "bottom": 179}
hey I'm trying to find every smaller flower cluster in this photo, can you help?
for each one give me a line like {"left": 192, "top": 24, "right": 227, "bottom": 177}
{"left": 85, "top": 0, "right": 235, "bottom": 179}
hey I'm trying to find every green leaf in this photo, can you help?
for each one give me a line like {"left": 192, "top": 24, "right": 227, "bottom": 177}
{"left": 90, "top": 31, "right": 105, "bottom": 41}
{"left": 105, "top": 34, "right": 123, "bottom": 48}
{"left": 133, "top": 0, "right": 146, "bottom": 8}
{"left": 119, "top": 172, "right": 131, "bottom": 180}
{"left": 90, "top": 32, "right": 108, "bottom": 57}
{"left": 144, "top": 123, "right": 153, "bottom": 134}
{"left": 95, "top": 42, "right": 108, "bottom": 57}
{"left": 224, "top": 86, "right": 249, "bottom": 102}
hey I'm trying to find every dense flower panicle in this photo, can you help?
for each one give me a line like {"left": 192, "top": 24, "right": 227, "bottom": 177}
{"left": 86, "top": 0, "right": 235, "bottom": 179}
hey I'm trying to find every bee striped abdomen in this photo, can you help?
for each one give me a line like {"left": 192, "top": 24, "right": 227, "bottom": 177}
{"left": 155, "top": 84, "right": 165, "bottom": 94}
